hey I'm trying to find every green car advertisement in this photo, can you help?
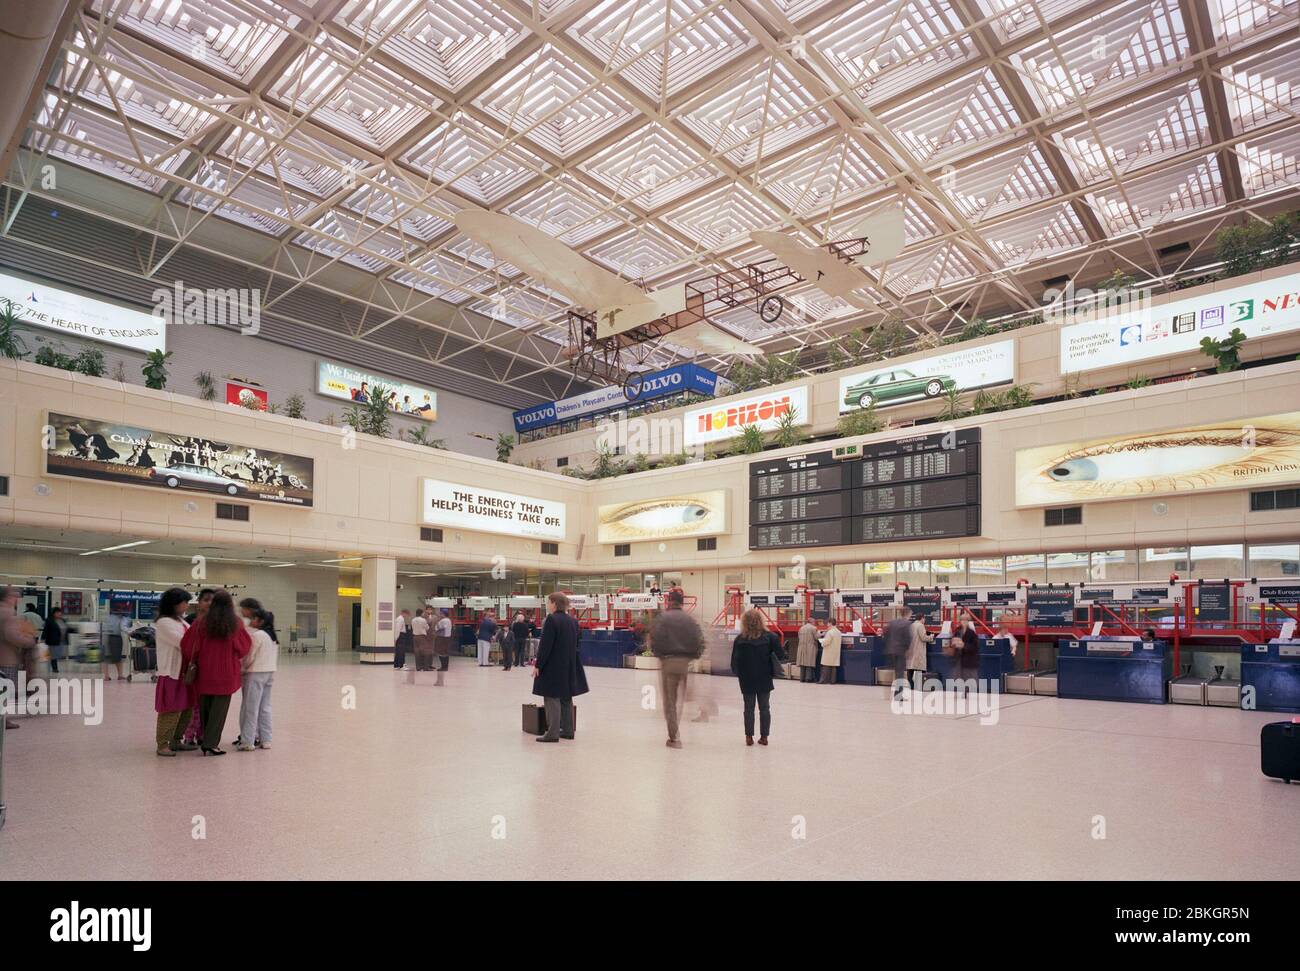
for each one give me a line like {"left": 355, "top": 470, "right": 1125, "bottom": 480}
{"left": 836, "top": 340, "right": 1017, "bottom": 412}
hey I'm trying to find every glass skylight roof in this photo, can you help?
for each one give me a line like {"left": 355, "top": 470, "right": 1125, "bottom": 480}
{"left": 10, "top": 0, "right": 1299, "bottom": 387}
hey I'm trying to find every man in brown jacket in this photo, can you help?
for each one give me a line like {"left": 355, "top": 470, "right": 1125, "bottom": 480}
{"left": 1, "top": 586, "right": 38, "bottom": 729}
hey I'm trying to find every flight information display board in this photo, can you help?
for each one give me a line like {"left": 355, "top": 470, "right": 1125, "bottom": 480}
{"left": 854, "top": 477, "right": 979, "bottom": 515}
{"left": 749, "top": 519, "right": 851, "bottom": 550}
{"left": 853, "top": 507, "right": 981, "bottom": 543}
{"left": 748, "top": 429, "right": 981, "bottom": 550}
{"left": 752, "top": 491, "right": 847, "bottom": 524}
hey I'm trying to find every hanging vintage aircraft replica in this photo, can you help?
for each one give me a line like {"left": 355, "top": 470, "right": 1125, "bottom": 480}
{"left": 453, "top": 206, "right": 905, "bottom": 390}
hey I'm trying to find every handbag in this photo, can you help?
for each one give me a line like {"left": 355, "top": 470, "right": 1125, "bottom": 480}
{"left": 770, "top": 647, "right": 785, "bottom": 678}
{"left": 183, "top": 657, "right": 199, "bottom": 685}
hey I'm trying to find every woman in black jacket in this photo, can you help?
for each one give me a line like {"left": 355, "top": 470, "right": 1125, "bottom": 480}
{"left": 731, "top": 608, "right": 785, "bottom": 747}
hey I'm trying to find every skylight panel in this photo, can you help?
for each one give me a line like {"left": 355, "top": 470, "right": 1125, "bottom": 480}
{"left": 658, "top": 183, "right": 781, "bottom": 251}
{"left": 565, "top": 0, "right": 754, "bottom": 101}
{"left": 333, "top": 0, "right": 529, "bottom": 93}
{"left": 585, "top": 224, "right": 694, "bottom": 281}
{"left": 26, "top": 97, "right": 186, "bottom": 192}
{"left": 503, "top": 178, "right": 628, "bottom": 246}
{"left": 883, "top": 68, "right": 1020, "bottom": 165}
{"left": 472, "top": 46, "right": 635, "bottom": 157}
{"left": 1237, "top": 131, "right": 1300, "bottom": 197}
{"left": 675, "top": 57, "right": 833, "bottom": 168}
{"left": 578, "top": 122, "right": 715, "bottom": 212}
{"left": 1221, "top": 40, "right": 1300, "bottom": 132}
{"left": 268, "top": 31, "right": 438, "bottom": 151}
{"left": 88, "top": 0, "right": 298, "bottom": 83}
{"left": 758, "top": 134, "right": 889, "bottom": 218}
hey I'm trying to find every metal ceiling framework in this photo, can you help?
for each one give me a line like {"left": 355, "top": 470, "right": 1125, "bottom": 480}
{"left": 2, "top": 0, "right": 1299, "bottom": 407}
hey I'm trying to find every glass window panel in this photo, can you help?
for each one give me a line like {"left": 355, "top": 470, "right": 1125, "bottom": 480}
{"left": 807, "top": 565, "right": 833, "bottom": 589}
{"left": 1047, "top": 552, "right": 1090, "bottom": 583}
{"left": 1006, "top": 553, "right": 1045, "bottom": 582}
{"left": 864, "top": 561, "right": 894, "bottom": 586}
{"left": 776, "top": 566, "right": 800, "bottom": 589}
{"left": 1141, "top": 547, "right": 1187, "bottom": 579}
{"left": 968, "top": 557, "right": 1004, "bottom": 584}
{"left": 895, "top": 560, "right": 930, "bottom": 586}
{"left": 834, "top": 563, "right": 864, "bottom": 589}
{"left": 1249, "top": 544, "right": 1300, "bottom": 577}
{"left": 1188, "top": 545, "right": 1244, "bottom": 579}
{"left": 931, "top": 558, "right": 966, "bottom": 585}
{"left": 1089, "top": 550, "right": 1138, "bottom": 582}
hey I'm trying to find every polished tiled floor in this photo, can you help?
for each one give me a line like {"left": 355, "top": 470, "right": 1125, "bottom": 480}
{"left": 1, "top": 656, "right": 1296, "bottom": 880}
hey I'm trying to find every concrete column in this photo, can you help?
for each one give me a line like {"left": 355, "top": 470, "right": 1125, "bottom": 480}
{"left": 357, "top": 556, "right": 397, "bottom": 665}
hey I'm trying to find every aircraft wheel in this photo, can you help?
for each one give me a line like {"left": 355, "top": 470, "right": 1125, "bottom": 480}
{"left": 759, "top": 295, "right": 784, "bottom": 323}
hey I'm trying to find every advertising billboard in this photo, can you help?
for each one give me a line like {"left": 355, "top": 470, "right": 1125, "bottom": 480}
{"left": 43, "top": 412, "right": 314, "bottom": 506}
{"left": 421, "top": 479, "right": 565, "bottom": 540}
{"left": 837, "top": 339, "right": 1016, "bottom": 413}
{"left": 226, "top": 382, "right": 268, "bottom": 410}
{"left": 1014, "top": 411, "right": 1300, "bottom": 507}
{"left": 316, "top": 360, "right": 437, "bottom": 421}
{"left": 684, "top": 386, "right": 810, "bottom": 447}
{"left": 512, "top": 362, "right": 722, "bottom": 433}
{"left": 1, "top": 269, "right": 165, "bottom": 354}
{"left": 1058, "top": 270, "right": 1300, "bottom": 373}
{"left": 597, "top": 490, "right": 727, "bottom": 544}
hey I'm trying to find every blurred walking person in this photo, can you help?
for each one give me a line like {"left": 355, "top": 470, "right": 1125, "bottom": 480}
{"left": 393, "top": 609, "right": 412, "bottom": 670}
{"left": 648, "top": 588, "right": 704, "bottom": 748}
{"left": 731, "top": 609, "right": 784, "bottom": 746}
{"left": 883, "top": 607, "right": 914, "bottom": 698}
{"left": 42, "top": 607, "right": 68, "bottom": 675}
{"left": 0, "top": 586, "right": 37, "bottom": 730}
{"left": 907, "top": 610, "right": 932, "bottom": 690}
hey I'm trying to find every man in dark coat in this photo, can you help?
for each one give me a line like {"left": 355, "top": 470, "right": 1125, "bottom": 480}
{"left": 883, "top": 606, "right": 914, "bottom": 698}
{"left": 532, "top": 591, "right": 588, "bottom": 742}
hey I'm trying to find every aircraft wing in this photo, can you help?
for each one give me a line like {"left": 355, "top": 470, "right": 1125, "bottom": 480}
{"left": 751, "top": 230, "right": 870, "bottom": 300}
{"left": 667, "top": 320, "right": 763, "bottom": 358}
{"left": 849, "top": 207, "right": 905, "bottom": 267}
{"left": 454, "top": 210, "right": 653, "bottom": 311}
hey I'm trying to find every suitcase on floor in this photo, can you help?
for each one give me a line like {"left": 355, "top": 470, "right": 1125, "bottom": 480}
{"left": 131, "top": 645, "right": 157, "bottom": 673}
{"left": 521, "top": 703, "right": 578, "bottom": 736}
{"left": 1261, "top": 720, "right": 1300, "bottom": 783}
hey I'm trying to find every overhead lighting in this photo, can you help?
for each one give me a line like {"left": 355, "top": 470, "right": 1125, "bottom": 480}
{"left": 79, "top": 541, "right": 152, "bottom": 556}
{"left": 265, "top": 563, "right": 296, "bottom": 568}
{"left": 318, "top": 557, "right": 362, "bottom": 564}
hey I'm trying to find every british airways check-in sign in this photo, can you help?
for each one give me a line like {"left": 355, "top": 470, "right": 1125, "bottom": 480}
{"left": 512, "top": 363, "right": 721, "bottom": 433}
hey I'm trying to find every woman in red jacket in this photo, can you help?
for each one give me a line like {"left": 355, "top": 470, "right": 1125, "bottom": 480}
{"left": 180, "top": 589, "right": 251, "bottom": 756}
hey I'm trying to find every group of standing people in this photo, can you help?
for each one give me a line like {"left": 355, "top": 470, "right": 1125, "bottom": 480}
{"left": 394, "top": 606, "right": 453, "bottom": 683}
{"left": 153, "top": 587, "right": 277, "bottom": 757}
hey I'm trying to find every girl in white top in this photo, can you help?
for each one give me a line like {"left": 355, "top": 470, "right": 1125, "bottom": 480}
{"left": 237, "top": 608, "right": 278, "bottom": 751}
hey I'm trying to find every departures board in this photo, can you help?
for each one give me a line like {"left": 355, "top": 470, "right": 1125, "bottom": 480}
{"left": 748, "top": 430, "right": 981, "bottom": 549}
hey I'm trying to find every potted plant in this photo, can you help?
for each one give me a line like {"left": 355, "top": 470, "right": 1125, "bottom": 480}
{"left": 1199, "top": 327, "right": 1247, "bottom": 373}
{"left": 141, "top": 349, "right": 172, "bottom": 390}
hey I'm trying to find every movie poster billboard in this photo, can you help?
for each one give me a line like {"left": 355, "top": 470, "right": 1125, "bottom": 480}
{"left": 1014, "top": 411, "right": 1300, "bottom": 507}
{"left": 837, "top": 340, "right": 1016, "bottom": 413}
{"left": 316, "top": 360, "right": 437, "bottom": 421}
{"left": 44, "top": 413, "right": 314, "bottom": 507}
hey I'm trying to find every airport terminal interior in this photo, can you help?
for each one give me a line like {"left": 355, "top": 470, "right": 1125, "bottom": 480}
{"left": 1, "top": 0, "right": 1299, "bottom": 883}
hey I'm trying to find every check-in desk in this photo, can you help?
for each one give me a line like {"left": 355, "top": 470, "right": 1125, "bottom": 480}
{"left": 1241, "top": 639, "right": 1300, "bottom": 713}
{"left": 840, "top": 635, "right": 883, "bottom": 685}
{"left": 925, "top": 637, "right": 1015, "bottom": 691}
{"left": 580, "top": 628, "right": 636, "bottom": 668}
{"left": 1057, "top": 637, "right": 1172, "bottom": 704}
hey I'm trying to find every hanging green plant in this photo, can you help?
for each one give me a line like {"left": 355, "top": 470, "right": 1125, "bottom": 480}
{"left": 0, "top": 298, "right": 29, "bottom": 360}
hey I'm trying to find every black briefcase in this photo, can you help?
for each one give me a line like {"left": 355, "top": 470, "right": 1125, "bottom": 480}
{"left": 521, "top": 703, "right": 577, "bottom": 736}
{"left": 1261, "top": 721, "right": 1300, "bottom": 783}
